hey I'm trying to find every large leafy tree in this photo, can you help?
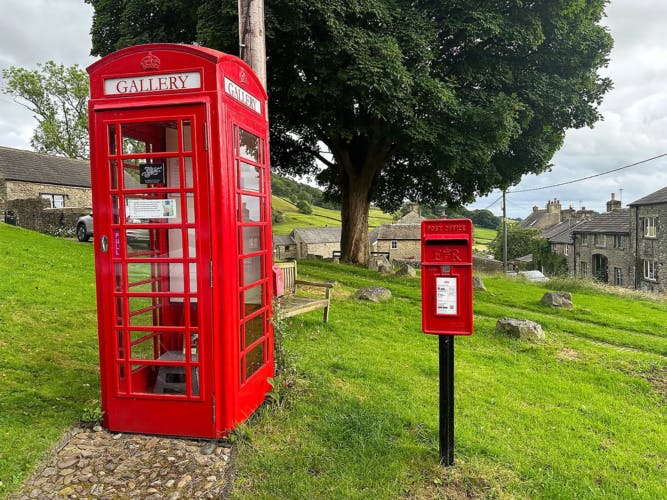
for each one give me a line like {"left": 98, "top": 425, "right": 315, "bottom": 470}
{"left": 87, "top": 0, "right": 613, "bottom": 264}
{"left": 2, "top": 61, "right": 89, "bottom": 159}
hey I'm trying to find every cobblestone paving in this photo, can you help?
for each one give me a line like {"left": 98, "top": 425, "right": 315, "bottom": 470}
{"left": 10, "top": 426, "right": 234, "bottom": 499}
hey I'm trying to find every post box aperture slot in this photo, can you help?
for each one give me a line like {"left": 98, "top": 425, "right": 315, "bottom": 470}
{"left": 423, "top": 238, "right": 471, "bottom": 265}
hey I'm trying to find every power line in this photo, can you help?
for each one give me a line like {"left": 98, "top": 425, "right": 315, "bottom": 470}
{"left": 483, "top": 194, "right": 503, "bottom": 210}
{"left": 509, "top": 152, "right": 667, "bottom": 193}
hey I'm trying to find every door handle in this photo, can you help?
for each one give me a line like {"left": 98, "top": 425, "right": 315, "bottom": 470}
{"left": 100, "top": 235, "right": 109, "bottom": 253}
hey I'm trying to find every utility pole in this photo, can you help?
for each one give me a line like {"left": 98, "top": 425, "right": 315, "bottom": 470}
{"left": 238, "top": 0, "right": 267, "bottom": 89}
{"left": 502, "top": 189, "right": 508, "bottom": 272}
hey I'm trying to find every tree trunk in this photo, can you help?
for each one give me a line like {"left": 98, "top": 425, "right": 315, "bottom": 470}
{"left": 340, "top": 169, "right": 372, "bottom": 265}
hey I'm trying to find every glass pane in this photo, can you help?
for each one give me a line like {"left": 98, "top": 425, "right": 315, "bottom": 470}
{"left": 128, "top": 296, "right": 160, "bottom": 327}
{"left": 242, "top": 284, "right": 263, "bottom": 317}
{"left": 240, "top": 195, "right": 262, "bottom": 222}
{"left": 122, "top": 121, "right": 178, "bottom": 154}
{"left": 245, "top": 314, "right": 265, "bottom": 347}
{"left": 108, "top": 124, "right": 117, "bottom": 155}
{"left": 115, "top": 297, "right": 124, "bottom": 326}
{"left": 239, "top": 161, "right": 260, "bottom": 192}
{"left": 242, "top": 256, "right": 262, "bottom": 286}
{"left": 240, "top": 226, "right": 261, "bottom": 254}
{"left": 130, "top": 331, "right": 161, "bottom": 361}
{"left": 239, "top": 129, "right": 260, "bottom": 161}
{"left": 114, "top": 263, "right": 123, "bottom": 292}
{"left": 111, "top": 196, "right": 120, "bottom": 224}
{"left": 116, "top": 364, "right": 127, "bottom": 394}
{"left": 184, "top": 157, "right": 193, "bottom": 187}
{"left": 127, "top": 263, "right": 156, "bottom": 292}
{"left": 126, "top": 228, "right": 151, "bottom": 252}
{"left": 117, "top": 330, "right": 126, "bottom": 359}
{"left": 182, "top": 120, "right": 192, "bottom": 152}
{"left": 245, "top": 342, "right": 265, "bottom": 380}
{"left": 164, "top": 157, "right": 181, "bottom": 188}
{"left": 110, "top": 160, "right": 118, "bottom": 190}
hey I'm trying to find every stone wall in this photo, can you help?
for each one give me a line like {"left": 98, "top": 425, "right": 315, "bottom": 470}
{"left": 300, "top": 242, "right": 340, "bottom": 259}
{"left": 3, "top": 180, "right": 92, "bottom": 212}
{"left": 574, "top": 233, "right": 632, "bottom": 287}
{"left": 6, "top": 198, "right": 90, "bottom": 235}
{"left": 629, "top": 205, "right": 667, "bottom": 292}
{"left": 376, "top": 239, "right": 421, "bottom": 260}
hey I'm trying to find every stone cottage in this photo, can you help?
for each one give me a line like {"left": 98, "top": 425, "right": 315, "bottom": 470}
{"left": 572, "top": 204, "right": 630, "bottom": 286}
{"left": 373, "top": 205, "right": 424, "bottom": 261}
{"left": 0, "top": 146, "right": 92, "bottom": 217}
{"left": 273, "top": 234, "right": 297, "bottom": 260}
{"left": 543, "top": 219, "right": 585, "bottom": 274}
{"left": 290, "top": 227, "right": 341, "bottom": 259}
{"left": 628, "top": 186, "right": 667, "bottom": 292}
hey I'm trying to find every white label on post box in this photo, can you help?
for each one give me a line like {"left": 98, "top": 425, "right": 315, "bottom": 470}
{"left": 435, "top": 276, "right": 458, "bottom": 316}
{"left": 224, "top": 77, "right": 261, "bottom": 114}
{"left": 104, "top": 72, "right": 201, "bottom": 95}
{"left": 126, "top": 198, "right": 177, "bottom": 219}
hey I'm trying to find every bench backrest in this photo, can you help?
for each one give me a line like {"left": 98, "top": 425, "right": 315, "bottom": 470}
{"left": 274, "top": 261, "right": 298, "bottom": 296}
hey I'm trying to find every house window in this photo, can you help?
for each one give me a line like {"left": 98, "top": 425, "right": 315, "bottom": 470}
{"left": 614, "top": 267, "right": 622, "bottom": 286}
{"left": 613, "top": 235, "right": 625, "bottom": 249}
{"left": 564, "top": 245, "right": 569, "bottom": 256}
{"left": 644, "top": 259, "right": 657, "bottom": 281}
{"left": 644, "top": 217, "right": 657, "bottom": 238}
{"left": 391, "top": 240, "right": 398, "bottom": 250}
{"left": 594, "top": 234, "right": 606, "bottom": 248}
{"left": 40, "top": 193, "right": 65, "bottom": 208}
{"left": 580, "top": 261, "right": 588, "bottom": 276}
{"left": 581, "top": 234, "right": 588, "bottom": 246}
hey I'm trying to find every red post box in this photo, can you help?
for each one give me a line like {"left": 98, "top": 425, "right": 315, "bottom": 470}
{"left": 87, "top": 44, "right": 273, "bottom": 438}
{"left": 421, "top": 219, "right": 473, "bottom": 335}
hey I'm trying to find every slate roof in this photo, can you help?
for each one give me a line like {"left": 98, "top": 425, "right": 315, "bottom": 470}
{"left": 376, "top": 223, "right": 421, "bottom": 240}
{"left": 0, "top": 146, "right": 90, "bottom": 188}
{"left": 542, "top": 220, "right": 584, "bottom": 244}
{"left": 273, "top": 235, "right": 295, "bottom": 246}
{"left": 291, "top": 226, "right": 341, "bottom": 244}
{"left": 628, "top": 186, "right": 667, "bottom": 206}
{"left": 395, "top": 209, "right": 425, "bottom": 224}
{"left": 520, "top": 209, "right": 546, "bottom": 228}
{"left": 572, "top": 209, "right": 629, "bottom": 234}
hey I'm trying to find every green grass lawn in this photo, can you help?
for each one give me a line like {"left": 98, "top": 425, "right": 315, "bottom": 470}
{"left": 1, "top": 225, "right": 665, "bottom": 498}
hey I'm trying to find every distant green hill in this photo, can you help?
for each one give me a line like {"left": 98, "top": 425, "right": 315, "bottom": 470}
{"left": 271, "top": 195, "right": 393, "bottom": 235}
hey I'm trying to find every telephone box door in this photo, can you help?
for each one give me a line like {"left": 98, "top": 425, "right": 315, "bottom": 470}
{"left": 92, "top": 104, "right": 214, "bottom": 437}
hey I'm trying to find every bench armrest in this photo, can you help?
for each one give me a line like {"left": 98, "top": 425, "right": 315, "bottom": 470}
{"left": 295, "top": 280, "right": 334, "bottom": 289}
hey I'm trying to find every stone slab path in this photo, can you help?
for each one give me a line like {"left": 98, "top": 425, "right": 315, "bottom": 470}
{"left": 10, "top": 426, "right": 234, "bottom": 499}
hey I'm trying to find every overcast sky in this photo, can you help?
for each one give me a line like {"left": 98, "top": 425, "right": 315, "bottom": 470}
{"left": 1, "top": 1, "right": 666, "bottom": 218}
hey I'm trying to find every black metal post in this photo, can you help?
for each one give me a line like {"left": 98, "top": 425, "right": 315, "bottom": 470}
{"left": 439, "top": 335, "right": 455, "bottom": 466}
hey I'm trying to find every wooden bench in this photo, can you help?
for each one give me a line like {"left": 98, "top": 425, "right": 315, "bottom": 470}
{"left": 274, "top": 261, "right": 333, "bottom": 323}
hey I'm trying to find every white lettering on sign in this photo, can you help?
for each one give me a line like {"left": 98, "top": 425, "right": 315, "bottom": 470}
{"left": 435, "top": 276, "right": 458, "bottom": 316}
{"left": 224, "top": 77, "right": 261, "bottom": 114}
{"left": 104, "top": 72, "right": 201, "bottom": 95}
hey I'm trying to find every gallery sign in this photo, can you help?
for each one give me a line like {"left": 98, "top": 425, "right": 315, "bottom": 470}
{"left": 104, "top": 71, "right": 201, "bottom": 95}
{"left": 224, "top": 77, "right": 261, "bottom": 114}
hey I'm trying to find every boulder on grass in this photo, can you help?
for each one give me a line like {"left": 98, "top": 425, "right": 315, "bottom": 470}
{"left": 396, "top": 264, "right": 417, "bottom": 277}
{"left": 541, "top": 292, "right": 572, "bottom": 308}
{"left": 473, "top": 276, "right": 486, "bottom": 291}
{"left": 353, "top": 286, "right": 392, "bottom": 303}
{"left": 496, "top": 317, "right": 545, "bottom": 342}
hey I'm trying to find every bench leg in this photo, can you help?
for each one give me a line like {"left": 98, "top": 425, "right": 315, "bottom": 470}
{"left": 323, "top": 304, "right": 329, "bottom": 323}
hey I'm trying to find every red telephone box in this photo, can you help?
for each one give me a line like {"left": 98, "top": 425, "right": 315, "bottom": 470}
{"left": 87, "top": 44, "right": 273, "bottom": 438}
{"left": 421, "top": 219, "right": 473, "bottom": 336}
